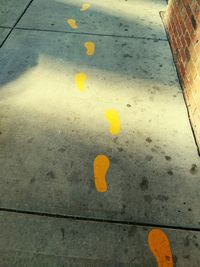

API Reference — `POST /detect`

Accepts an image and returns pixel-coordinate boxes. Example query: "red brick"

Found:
[185,16,193,34]
[176,20,183,35]
[196,11,200,23]
[191,14,198,30]
[181,34,187,48]
[185,31,191,47]
[176,35,182,48]
[181,21,186,34]
[180,5,188,20]
[165,0,200,150]
[179,60,186,78]
[180,47,187,63]
[183,0,189,9]
[173,24,178,36]
[169,23,173,35]
[186,3,193,18]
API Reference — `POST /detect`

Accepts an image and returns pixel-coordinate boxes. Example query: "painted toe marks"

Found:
[75,73,87,92]
[94,155,110,193]
[105,109,121,135]
[80,3,91,12]
[93,109,120,193]
[67,19,78,29]
[75,42,95,92]
[148,229,173,267]
[85,41,95,56]
[67,3,90,29]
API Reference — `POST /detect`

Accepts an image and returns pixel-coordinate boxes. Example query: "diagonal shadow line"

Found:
[15,0,167,39]
[0,0,172,88]
[0,27,177,88]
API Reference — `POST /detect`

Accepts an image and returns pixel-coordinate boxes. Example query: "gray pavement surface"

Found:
[0,0,31,27]
[16,0,167,39]
[0,211,200,267]
[0,29,200,228]
[0,0,200,266]
[0,27,10,46]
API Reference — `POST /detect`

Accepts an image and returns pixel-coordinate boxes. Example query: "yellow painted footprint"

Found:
[94,155,110,193]
[105,109,120,135]
[84,42,95,56]
[67,19,78,29]
[75,73,87,92]
[148,229,173,267]
[80,3,91,12]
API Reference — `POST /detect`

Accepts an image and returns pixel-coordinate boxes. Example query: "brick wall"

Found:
[163,0,200,152]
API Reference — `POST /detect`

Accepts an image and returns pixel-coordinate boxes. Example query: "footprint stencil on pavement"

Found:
[85,42,95,56]
[67,19,78,29]
[80,3,91,12]
[66,4,179,263]
[75,73,87,92]
[94,155,110,193]
[105,109,121,135]
[148,229,173,267]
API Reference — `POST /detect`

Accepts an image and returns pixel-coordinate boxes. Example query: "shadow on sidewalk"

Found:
[0,0,172,89]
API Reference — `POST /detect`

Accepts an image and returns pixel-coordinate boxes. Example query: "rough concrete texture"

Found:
[0,211,200,267]
[0,0,31,27]
[0,29,200,228]
[0,27,10,45]
[17,0,167,39]
[0,0,200,265]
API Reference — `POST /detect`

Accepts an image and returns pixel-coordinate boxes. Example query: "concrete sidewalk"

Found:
[0,0,200,266]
